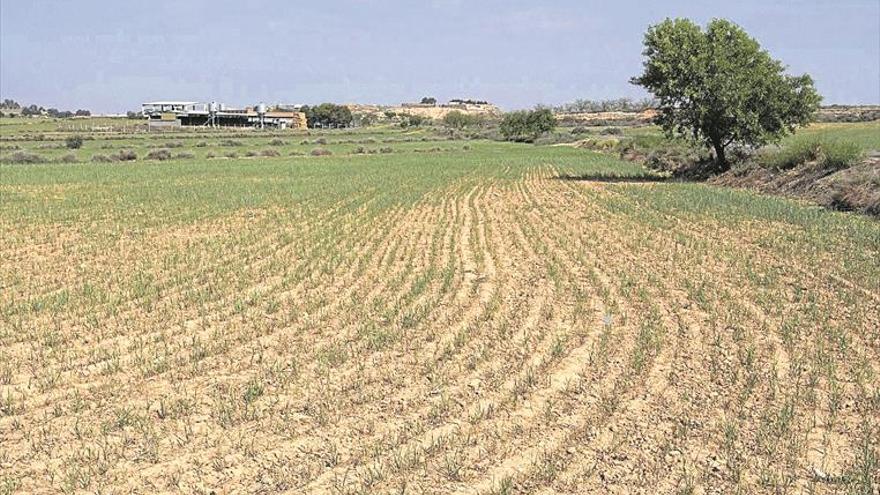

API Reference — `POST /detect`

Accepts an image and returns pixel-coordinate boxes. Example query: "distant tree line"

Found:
[552,97,658,114]
[0,99,91,117]
[449,99,489,105]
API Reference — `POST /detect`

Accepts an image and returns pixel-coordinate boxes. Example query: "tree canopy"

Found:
[631,18,821,170]
[499,108,556,142]
[301,103,353,128]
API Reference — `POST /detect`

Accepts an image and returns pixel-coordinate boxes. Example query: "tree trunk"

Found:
[712,142,729,173]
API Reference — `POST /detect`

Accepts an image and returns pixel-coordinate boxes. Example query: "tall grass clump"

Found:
[762,137,863,171]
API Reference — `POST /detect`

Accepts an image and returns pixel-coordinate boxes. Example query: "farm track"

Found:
[2,155,878,495]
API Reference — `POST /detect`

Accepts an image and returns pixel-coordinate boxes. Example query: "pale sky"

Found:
[1,0,878,112]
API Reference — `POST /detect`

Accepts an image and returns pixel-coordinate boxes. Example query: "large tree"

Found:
[631,18,821,171]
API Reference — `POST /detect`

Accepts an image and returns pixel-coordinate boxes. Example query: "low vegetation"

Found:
[441,110,485,130]
[1,151,44,164]
[145,148,173,161]
[761,137,864,171]
[64,135,83,149]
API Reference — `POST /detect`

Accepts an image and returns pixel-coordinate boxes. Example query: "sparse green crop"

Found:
[0,121,877,494]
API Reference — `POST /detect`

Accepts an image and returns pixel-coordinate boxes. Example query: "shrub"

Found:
[164,141,184,148]
[57,153,79,163]
[225,152,238,159]
[354,146,367,154]
[195,141,208,147]
[145,149,173,161]
[175,152,195,159]
[260,149,280,157]
[269,138,287,146]
[289,151,305,156]
[310,148,332,156]
[313,138,328,145]
[500,108,556,142]
[245,150,258,157]
[534,132,579,146]
[219,139,243,147]
[65,135,84,149]
[400,115,431,128]
[645,148,699,172]
[600,127,623,135]
[2,151,44,164]
[379,147,393,154]
[570,126,590,135]
[442,111,484,130]
[91,154,112,163]
[206,152,216,158]
[577,137,621,152]
[113,149,137,161]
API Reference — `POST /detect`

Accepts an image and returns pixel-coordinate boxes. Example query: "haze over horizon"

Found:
[1,0,878,113]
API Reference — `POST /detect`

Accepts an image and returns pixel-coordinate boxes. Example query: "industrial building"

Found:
[142,101,307,130]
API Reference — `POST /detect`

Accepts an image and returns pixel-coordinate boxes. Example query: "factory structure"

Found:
[141,101,307,130]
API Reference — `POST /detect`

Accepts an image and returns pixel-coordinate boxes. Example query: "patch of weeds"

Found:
[762,137,864,170]
[1,151,45,164]
[145,149,173,161]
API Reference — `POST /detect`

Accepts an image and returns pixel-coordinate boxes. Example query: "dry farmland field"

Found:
[1,123,879,494]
